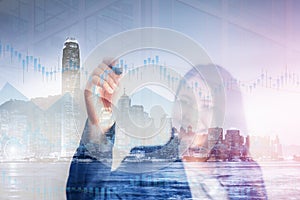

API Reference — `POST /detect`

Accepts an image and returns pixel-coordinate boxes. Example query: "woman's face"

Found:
[172,72,213,134]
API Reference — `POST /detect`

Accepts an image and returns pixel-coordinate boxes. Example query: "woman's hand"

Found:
[84,58,121,134]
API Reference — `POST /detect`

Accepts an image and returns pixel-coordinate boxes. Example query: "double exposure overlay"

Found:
[0,1,300,200]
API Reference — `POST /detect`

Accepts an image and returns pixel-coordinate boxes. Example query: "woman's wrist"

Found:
[98,107,115,131]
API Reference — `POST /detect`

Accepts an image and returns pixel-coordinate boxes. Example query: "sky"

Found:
[0,0,300,145]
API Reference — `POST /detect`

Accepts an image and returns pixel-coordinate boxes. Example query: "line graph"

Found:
[1,40,300,96]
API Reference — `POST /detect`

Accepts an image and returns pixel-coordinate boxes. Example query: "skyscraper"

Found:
[117,90,131,126]
[225,129,243,159]
[60,37,81,157]
[207,127,224,161]
[208,127,223,150]
[62,37,80,95]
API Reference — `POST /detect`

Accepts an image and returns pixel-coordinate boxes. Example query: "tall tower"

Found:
[60,37,81,157]
[62,37,80,95]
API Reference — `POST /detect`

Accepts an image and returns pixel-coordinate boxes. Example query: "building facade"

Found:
[225,129,244,159]
[208,127,223,151]
[62,37,80,95]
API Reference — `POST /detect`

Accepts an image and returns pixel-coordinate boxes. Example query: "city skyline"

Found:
[1,1,300,146]
[0,70,298,146]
